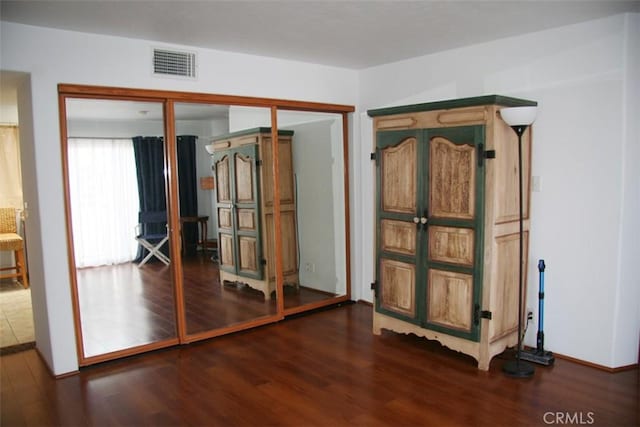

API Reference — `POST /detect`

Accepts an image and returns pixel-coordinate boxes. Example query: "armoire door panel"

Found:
[428,226,474,267]
[235,153,256,204]
[380,137,418,215]
[265,210,298,281]
[219,233,235,270]
[495,126,531,224]
[429,136,476,220]
[280,210,298,276]
[262,136,295,207]
[489,231,528,341]
[237,209,256,232]
[238,236,259,275]
[381,219,417,256]
[427,269,473,332]
[218,207,232,229]
[380,258,416,319]
[215,155,231,204]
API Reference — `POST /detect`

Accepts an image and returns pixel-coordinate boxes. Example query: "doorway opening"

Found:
[0,70,34,354]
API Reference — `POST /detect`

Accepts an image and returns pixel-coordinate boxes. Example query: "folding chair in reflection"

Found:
[135,211,170,267]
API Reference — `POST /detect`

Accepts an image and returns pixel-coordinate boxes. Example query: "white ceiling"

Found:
[2,0,638,69]
[2,1,638,121]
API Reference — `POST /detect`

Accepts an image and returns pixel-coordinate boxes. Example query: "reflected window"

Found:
[65,98,177,359]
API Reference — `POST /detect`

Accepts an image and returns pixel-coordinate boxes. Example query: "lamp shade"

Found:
[500,106,537,126]
[204,144,215,154]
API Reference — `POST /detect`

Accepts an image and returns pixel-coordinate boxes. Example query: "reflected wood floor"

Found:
[2,303,638,427]
[78,254,335,356]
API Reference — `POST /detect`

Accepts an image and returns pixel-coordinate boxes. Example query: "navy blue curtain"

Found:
[177,135,198,256]
[132,135,199,261]
[132,136,167,262]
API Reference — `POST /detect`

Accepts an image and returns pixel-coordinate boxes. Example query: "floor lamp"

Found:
[500,106,537,378]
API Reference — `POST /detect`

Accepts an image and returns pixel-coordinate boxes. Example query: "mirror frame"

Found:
[58,84,354,366]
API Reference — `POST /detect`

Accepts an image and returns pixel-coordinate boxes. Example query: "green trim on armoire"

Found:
[367,94,537,117]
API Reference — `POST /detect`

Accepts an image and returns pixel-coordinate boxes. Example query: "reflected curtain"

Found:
[177,135,198,256]
[132,135,198,259]
[132,136,167,261]
[68,138,140,267]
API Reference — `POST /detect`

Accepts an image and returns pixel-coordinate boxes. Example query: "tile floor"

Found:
[0,279,34,349]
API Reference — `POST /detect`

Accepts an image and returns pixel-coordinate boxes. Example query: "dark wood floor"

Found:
[2,303,638,426]
[78,253,337,357]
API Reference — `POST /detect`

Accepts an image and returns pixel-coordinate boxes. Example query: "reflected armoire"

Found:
[368,95,537,370]
[210,128,299,301]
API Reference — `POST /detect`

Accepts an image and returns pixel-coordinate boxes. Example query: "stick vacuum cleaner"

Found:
[520,259,555,366]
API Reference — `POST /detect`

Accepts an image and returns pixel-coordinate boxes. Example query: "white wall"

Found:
[15,72,60,372]
[0,21,357,375]
[613,13,640,368]
[356,13,640,368]
[288,119,346,294]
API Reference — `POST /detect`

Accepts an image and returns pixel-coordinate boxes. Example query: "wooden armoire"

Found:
[209,128,298,300]
[367,95,537,370]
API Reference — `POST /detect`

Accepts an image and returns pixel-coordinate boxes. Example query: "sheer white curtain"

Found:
[68,138,140,267]
[0,125,23,269]
[0,125,23,209]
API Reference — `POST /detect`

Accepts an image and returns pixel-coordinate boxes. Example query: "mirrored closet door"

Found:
[174,103,281,338]
[276,109,349,313]
[63,98,178,361]
[60,85,354,366]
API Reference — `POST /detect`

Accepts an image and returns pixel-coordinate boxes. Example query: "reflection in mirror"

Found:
[276,110,347,310]
[65,98,177,358]
[175,103,279,335]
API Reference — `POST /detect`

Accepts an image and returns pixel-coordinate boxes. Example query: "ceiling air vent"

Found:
[153,48,196,78]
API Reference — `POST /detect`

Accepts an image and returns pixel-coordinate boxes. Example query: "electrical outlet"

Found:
[527,310,534,321]
[304,262,316,273]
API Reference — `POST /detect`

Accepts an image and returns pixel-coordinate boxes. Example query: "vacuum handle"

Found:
[538,259,546,272]
[537,259,546,351]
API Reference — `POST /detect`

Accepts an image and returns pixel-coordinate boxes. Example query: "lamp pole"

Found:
[502,125,534,378]
[499,106,537,378]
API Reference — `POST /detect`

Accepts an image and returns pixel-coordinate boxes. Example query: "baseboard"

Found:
[34,347,79,379]
[524,346,638,373]
[357,299,373,307]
